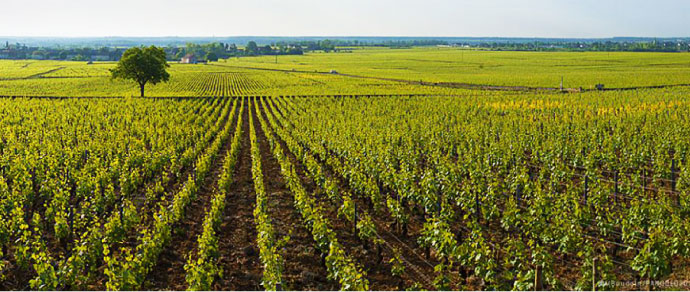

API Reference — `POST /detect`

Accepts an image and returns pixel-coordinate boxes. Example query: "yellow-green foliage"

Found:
[225,47,690,88]
[3,48,689,97]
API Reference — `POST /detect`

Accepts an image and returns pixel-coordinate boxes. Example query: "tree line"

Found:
[457,40,690,52]
[0,39,450,61]
[3,39,688,62]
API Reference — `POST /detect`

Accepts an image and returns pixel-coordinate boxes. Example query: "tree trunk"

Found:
[140,83,145,97]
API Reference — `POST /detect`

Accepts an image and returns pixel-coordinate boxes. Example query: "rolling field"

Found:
[4,48,690,97]
[0,48,690,291]
[225,48,690,89]
[0,57,476,97]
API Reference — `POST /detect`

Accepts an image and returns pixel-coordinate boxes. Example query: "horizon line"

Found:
[2,35,689,39]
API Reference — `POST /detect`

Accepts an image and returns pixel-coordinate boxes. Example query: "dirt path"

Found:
[145,100,240,290]
[215,98,263,290]
[251,100,336,291]
[0,66,65,81]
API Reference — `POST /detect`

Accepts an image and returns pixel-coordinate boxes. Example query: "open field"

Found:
[0,57,475,97]
[0,48,690,291]
[225,48,690,89]
[3,48,690,97]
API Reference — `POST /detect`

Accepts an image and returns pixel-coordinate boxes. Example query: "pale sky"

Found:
[1,0,688,38]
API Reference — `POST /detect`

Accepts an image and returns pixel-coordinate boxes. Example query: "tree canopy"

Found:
[110,46,170,97]
[245,41,258,55]
[205,52,218,62]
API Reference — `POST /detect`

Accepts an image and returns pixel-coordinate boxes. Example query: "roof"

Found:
[182,54,195,58]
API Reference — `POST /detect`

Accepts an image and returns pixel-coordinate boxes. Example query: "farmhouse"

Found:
[180,54,197,64]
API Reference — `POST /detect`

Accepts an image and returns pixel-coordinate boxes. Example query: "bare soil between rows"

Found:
[215,99,263,290]
[145,101,240,290]
[259,98,439,290]
[251,100,336,291]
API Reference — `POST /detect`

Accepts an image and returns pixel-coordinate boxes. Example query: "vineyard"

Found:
[0,48,690,291]
[224,48,690,89]
[0,59,478,97]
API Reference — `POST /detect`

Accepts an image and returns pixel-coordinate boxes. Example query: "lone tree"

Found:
[111,46,170,97]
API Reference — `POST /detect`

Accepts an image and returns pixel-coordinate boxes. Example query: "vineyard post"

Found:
[377,244,383,264]
[437,190,442,216]
[397,193,401,234]
[583,175,589,205]
[353,201,357,235]
[671,158,678,206]
[119,202,124,223]
[592,257,597,291]
[69,205,74,240]
[613,171,618,205]
[425,245,431,260]
[474,191,481,224]
[401,195,408,236]
[642,170,648,200]
[534,265,543,291]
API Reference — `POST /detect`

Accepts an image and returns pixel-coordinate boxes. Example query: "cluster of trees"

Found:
[169,42,228,61]
[164,38,434,61]
[584,40,690,52]
[162,41,304,61]
[233,41,304,56]
[457,40,690,52]
[0,42,125,60]
[273,39,449,51]
[0,38,456,62]
[0,41,307,62]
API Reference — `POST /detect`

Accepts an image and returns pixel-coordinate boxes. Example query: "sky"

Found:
[1,0,689,38]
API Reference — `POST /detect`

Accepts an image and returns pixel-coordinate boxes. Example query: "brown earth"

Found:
[145,99,240,290]
[259,97,439,290]
[215,98,263,290]
[251,99,337,291]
